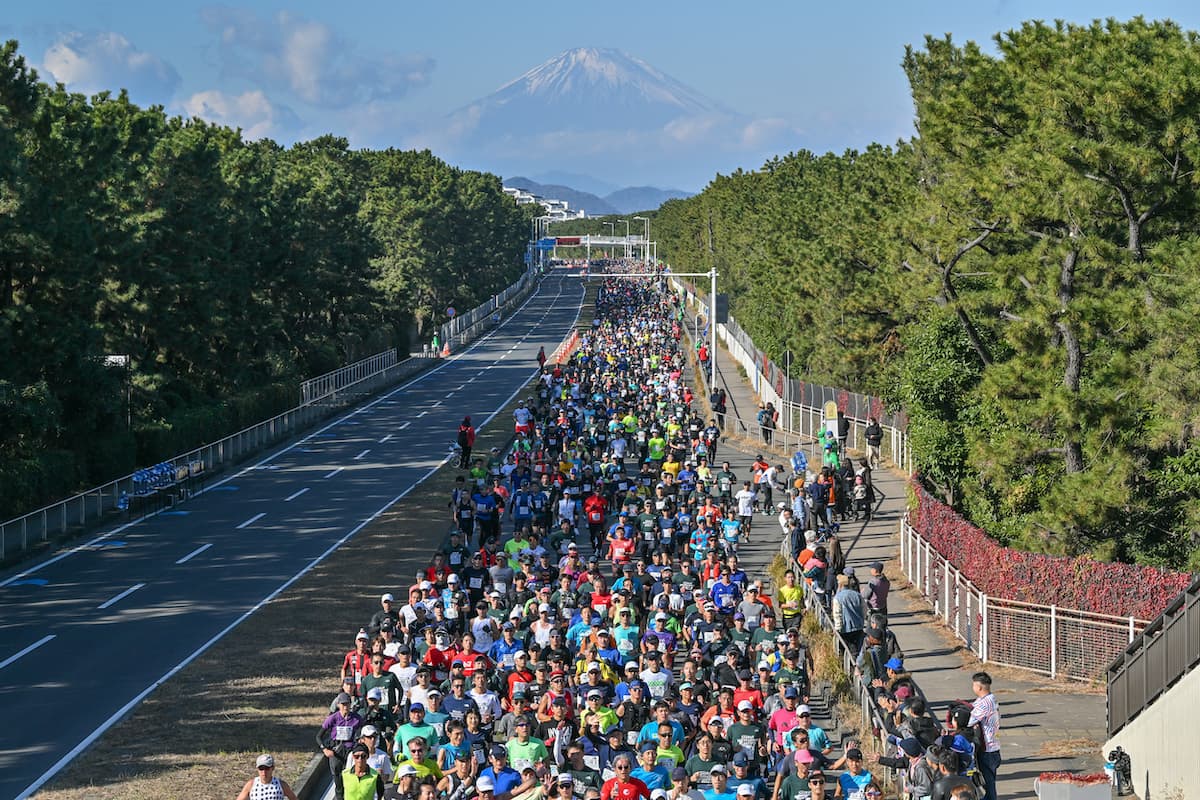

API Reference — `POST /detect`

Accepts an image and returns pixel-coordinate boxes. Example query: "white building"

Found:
[502,186,588,220]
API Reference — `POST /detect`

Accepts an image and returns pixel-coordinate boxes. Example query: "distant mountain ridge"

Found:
[505,176,691,216]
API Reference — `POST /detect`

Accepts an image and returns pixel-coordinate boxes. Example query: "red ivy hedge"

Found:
[910,480,1192,620]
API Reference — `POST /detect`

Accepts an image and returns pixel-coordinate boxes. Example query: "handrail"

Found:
[1107,573,1200,735]
[300,349,398,405]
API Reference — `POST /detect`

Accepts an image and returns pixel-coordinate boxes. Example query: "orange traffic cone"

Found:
[441,342,451,357]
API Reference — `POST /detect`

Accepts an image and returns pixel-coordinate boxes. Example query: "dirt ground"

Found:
[37,377,541,800]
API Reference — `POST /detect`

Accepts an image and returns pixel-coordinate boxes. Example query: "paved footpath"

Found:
[705,334,1109,799]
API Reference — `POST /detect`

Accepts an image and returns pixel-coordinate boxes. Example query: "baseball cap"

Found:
[709,764,727,774]
[736,699,754,711]
[784,687,799,699]
[899,737,923,757]
[588,689,603,699]
[361,725,379,737]
[671,767,688,781]
[557,775,574,786]
[366,687,384,701]
[447,574,460,583]
[587,661,602,672]
[846,747,864,760]
[356,630,369,641]
[409,703,425,713]
[731,752,749,767]
[733,613,745,621]
[736,785,754,796]
[381,593,394,602]
[256,754,274,768]
[476,776,495,791]
[885,657,904,670]
[351,743,370,756]
[796,703,812,715]
[795,748,815,764]
[490,744,508,758]
[336,692,352,705]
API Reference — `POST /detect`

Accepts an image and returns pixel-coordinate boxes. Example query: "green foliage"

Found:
[0,40,529,521]
[657,17,1200,569]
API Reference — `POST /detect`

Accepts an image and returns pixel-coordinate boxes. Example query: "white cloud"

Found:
[183,89,297,139]
[42,31,180,102]
[199,6,434,108]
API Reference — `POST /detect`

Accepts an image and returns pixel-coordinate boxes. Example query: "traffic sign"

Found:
[446,306,456,318]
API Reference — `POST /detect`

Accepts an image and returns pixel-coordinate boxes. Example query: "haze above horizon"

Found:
[5,1,1198,191]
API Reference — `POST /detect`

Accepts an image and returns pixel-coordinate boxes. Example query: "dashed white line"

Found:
[0,635,56,671]
[354,449,370,460]
[431,400,443,407]
[175,543,213,564]
[397,422,411,430]
[323,467,344,480]
[98,583,145,610]
[285,488,310,502]
[417,411,428,418]
[467,377,477,383]
[236,512,266,529]
[454,384,466,390]
[380,434,392,444]
[445,392,455,399]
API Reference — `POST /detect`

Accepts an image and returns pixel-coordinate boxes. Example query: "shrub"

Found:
[910,478,1192,620]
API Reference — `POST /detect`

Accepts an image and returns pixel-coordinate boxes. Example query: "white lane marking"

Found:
[397,422,411,430]
[0,278,559,590]
[467,377,477,383]
[175,543,213,564]
[417,411,427,418]
[0,635,56,671]
[444,393,455,399]
[353,449,370,460]
[285,488,310,502]
[431,400,443,407]
[236,512,266,529]
[97,583,145,610]
[454,384,466,390]
[323,467,344,480]
[10,277,584,800]
[380,434,392,444]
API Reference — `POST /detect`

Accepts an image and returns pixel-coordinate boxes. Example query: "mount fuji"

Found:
[433,47,794,190]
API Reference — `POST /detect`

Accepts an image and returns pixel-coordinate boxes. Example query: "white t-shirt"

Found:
[735,489,756,516]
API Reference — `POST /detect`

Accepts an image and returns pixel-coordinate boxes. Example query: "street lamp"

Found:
[617,219,630,258]
[633,216,649,264]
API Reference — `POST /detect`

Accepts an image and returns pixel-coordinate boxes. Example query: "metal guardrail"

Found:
[0,353,436,561]
[300,350,398,405]
[1108,574,1200,735]
[435,271,534,354]
[901,517,1149,682]
[0,267,540,562]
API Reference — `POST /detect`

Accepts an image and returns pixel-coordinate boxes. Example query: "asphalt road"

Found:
[0,271,584,800]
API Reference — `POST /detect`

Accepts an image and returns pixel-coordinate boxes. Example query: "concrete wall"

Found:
[1106,664,1200,798]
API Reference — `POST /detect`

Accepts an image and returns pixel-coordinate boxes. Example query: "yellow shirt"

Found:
[778,584,804,616]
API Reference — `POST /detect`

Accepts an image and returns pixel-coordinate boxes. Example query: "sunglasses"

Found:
[257,766,272,771]
[615,764,631,771]
[353,754,367,759]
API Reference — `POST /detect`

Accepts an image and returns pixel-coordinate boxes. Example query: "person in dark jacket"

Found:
[457,417,476,468]
[876,737,936,800]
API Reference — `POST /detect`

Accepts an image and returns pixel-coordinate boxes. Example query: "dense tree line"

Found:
[0,41,534,521]
[656,18,1200,569]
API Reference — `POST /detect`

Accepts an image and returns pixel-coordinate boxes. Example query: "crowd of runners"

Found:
[241,270,998,800]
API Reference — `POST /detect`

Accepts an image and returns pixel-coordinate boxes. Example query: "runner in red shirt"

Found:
[601,754,650,800]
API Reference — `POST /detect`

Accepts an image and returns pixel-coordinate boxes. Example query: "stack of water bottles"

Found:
[117,462,179,511]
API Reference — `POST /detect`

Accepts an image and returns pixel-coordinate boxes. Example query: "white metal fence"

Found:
[900,517,1148,680]
[300,350,399,405]
[0,268,538,562]
[435,271,535,354]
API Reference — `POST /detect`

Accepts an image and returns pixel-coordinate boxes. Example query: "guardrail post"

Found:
[1129,616,1135,643]
[965,591,973,650]
[981,594,989,662]
[1050,605,1058,678]
[944,560,951,623]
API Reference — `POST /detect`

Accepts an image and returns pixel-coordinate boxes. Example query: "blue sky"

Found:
[4,1,1198,190]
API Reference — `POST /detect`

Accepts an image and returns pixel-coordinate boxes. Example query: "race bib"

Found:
[450,553,462,565]
[584,755,600,771]
[627,731,638,745]
[334,725,354,741]
[470,578,483,589]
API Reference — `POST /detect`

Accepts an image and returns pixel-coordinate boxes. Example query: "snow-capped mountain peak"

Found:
[491,47,721,114]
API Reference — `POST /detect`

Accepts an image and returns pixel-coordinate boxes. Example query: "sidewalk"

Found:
[707,335,1109,798]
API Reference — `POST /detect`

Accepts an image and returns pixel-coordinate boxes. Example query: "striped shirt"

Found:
[969,692,1001,752]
